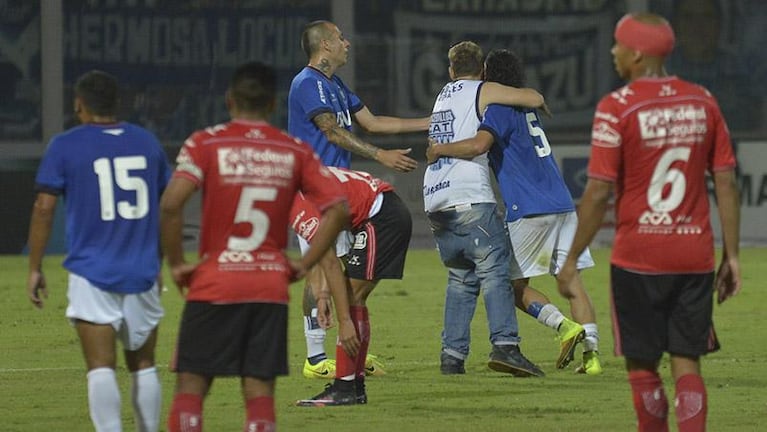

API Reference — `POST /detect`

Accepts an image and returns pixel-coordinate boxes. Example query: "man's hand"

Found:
[376,148,418,172]
[425,138,440,164]
[288,258,308,282]
[555,260,578,300]
[316,297,335,329]
[27,270,48,309]
[170,262,197,296]
[715,256,742,304]
[539,102,553,118]
[337,317,360,358]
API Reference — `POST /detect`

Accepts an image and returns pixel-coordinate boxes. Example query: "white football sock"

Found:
[87,367,122,432]
[582,323,600,352]
[304,310,327,359]
[538,303,565,330]
[131,367,161,432]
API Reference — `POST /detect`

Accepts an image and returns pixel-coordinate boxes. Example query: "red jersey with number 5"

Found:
[588,76,736,274]
[290,167,393,241]
[173,119,345,303]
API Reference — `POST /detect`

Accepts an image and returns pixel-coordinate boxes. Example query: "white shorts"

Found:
[65,273,164,351]
[507,212,595,279]
[297,230,353,257]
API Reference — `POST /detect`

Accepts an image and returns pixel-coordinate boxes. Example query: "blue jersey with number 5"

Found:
[481,104,574,222]
[35,122,171,293]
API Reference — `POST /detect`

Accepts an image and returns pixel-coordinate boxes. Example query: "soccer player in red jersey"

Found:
[290,166,412,406]
[557,13,741,432]
[160,62,357,431]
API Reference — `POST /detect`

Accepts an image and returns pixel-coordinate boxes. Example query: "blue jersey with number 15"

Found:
[481,104,574,222]
[35,122,171,293]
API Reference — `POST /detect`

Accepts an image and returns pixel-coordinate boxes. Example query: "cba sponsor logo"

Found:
[218,250,254,263]
[638,210,673,226]
[353,232,368,249]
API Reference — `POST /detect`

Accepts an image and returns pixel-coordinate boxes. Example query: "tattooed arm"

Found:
[313,112,418,172]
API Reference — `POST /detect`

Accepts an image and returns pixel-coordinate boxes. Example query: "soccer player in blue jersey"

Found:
[26,70,171,431]
[426,49,603,375]
[288,20,430,171]
[289,20,430,379]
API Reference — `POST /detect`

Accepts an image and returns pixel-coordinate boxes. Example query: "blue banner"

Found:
[0,1,41,140]
[62,2,330,140]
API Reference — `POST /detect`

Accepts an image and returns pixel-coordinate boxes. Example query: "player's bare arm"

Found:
[159,177,198,293]
[556,178,612,292]
[306,264,334,328]
[314,112,418,172]
[298,201,350,272]
[353,106,430,134]
[316,247,360,357]
[26,192,57,308]
[713,169,742,303]
[479,82,546,112]
[426,130,494,164]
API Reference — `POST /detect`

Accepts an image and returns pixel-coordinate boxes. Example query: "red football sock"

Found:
[352,305,370,379]
[675,374,707,432]
[335,306,357,380]
[168,393,203,432]
[244,396,275,432]
[628,370,669,432]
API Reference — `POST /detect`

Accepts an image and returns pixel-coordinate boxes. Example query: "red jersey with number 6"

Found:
[290,167,393,242]
[588,76,736,274]
[173,119,345,303]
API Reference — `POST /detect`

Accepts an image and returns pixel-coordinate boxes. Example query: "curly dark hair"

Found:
[484,49,525,88]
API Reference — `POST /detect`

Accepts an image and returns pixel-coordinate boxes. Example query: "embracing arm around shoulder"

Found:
[479,82,545,112]
[425,130,494,164]
[353,106,430,134]
[712,168,742,303]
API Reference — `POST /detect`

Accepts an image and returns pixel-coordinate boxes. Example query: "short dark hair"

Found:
[301,20,331,59]
[484,49,526,88]
[448,41,484,77]
[74,70,119,116]
[228,62,277,114]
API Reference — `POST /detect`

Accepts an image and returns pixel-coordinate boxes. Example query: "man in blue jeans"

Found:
[425,41,545,376]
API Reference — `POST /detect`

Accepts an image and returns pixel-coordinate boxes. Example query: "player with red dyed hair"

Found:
[557,12,741,432]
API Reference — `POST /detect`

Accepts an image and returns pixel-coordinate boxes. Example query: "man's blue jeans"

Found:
[428,203,520,360]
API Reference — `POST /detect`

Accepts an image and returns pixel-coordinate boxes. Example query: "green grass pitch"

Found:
[0,248,764,431]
